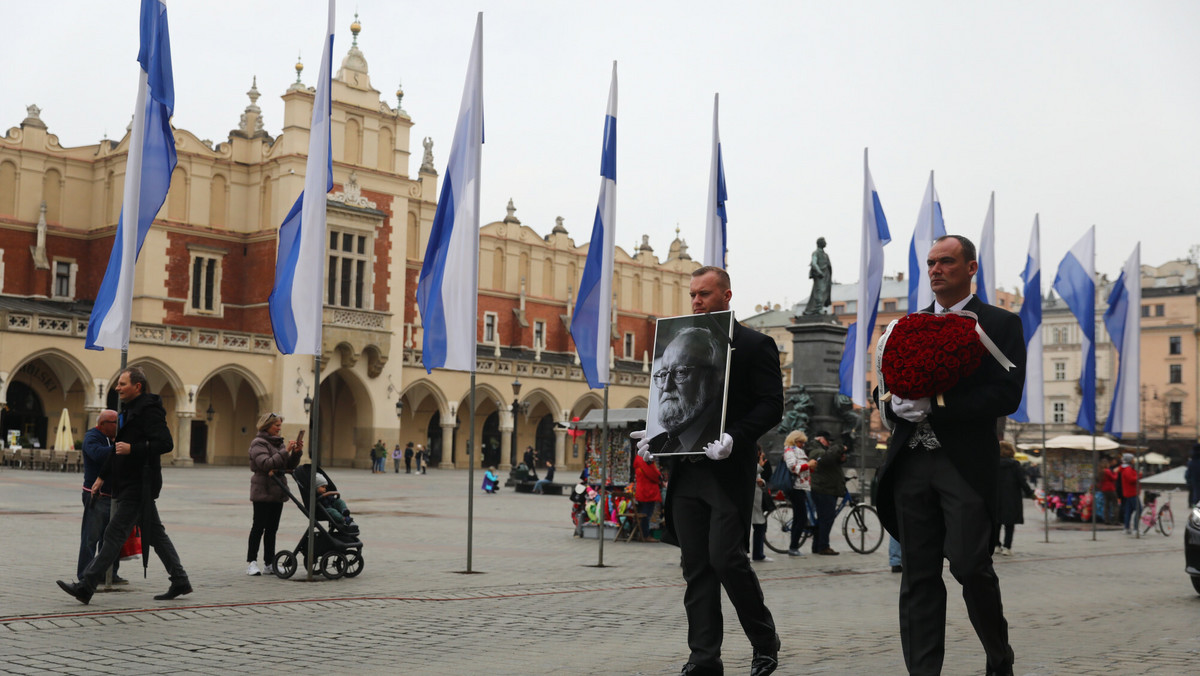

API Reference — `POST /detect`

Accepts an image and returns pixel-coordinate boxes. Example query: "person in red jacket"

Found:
[1116,453,1141,534]
[633,452,663,540]
[1097,455,1120,525]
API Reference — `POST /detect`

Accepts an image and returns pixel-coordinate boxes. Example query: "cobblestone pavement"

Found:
[1,464,1197,675]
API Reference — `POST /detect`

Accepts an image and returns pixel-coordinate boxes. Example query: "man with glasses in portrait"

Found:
[652,326,725,456]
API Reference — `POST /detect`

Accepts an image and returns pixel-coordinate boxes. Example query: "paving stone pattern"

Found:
[1,465,1196,675]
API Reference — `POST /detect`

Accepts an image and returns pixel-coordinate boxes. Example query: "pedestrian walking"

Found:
[415,443,425,474]
[393,443,403,474]
[246,412,302,576]
[781,430,815,557]
[1098,455,1120,524]
[632,452,662,539]
[632,266,784,676]
[806,431,844,556]
[1116,453,1141,534]
[404,442,414,474]
[875,235,1025,676]
[77,409,126,585]
[751,448,774,563]
[57,366,192,604]
[996,441,1030,556]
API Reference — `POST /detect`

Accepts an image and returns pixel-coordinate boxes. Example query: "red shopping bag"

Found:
[119,526,142,561]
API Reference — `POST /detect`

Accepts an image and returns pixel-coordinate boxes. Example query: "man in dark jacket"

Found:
[806,431,846,555]
[78,409,125,583]
[876,235,1025,676]
[57,366,191,604]
[634,266,784,676]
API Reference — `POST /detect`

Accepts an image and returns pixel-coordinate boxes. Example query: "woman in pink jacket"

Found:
[246,412,302,576]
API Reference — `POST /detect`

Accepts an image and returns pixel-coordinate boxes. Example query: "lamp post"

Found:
[510,377,530,468]
[205,403,215,422]
[395,398,404,450]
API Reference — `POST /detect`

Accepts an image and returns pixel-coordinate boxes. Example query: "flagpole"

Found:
[306,354,320,581]
[597,384,609,566]
[467,372,478,572]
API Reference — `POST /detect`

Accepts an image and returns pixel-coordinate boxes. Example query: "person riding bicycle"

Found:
[806,430,845,556]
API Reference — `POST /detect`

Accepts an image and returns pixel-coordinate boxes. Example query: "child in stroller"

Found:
[314,472,357,530]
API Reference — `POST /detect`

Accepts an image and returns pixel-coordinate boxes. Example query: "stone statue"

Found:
[776,385,813,436]
[802,237,832,315]
[420,137,436,173]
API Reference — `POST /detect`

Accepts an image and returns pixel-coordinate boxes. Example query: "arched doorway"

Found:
[0,381,46,448]
[195,367,268,465]
[534,414,556,467]
[426,412,443,466]
[481,411,501,467]
[317,369,372,467]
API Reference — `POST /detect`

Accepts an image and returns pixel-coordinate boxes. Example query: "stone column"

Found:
[440,421,456,469]
[173,412,195,467]
[83,406,103,431]
[554,427,567,469]
[499,410,513,471]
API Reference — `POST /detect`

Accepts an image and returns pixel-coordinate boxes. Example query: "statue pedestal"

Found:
[788,316,848,437]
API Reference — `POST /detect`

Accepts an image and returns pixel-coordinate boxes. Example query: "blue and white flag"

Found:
[268,0,335,355]
[976,192,996,305]
[703,93,727,269]
[1053,226,1097,432]
[1011,216,1043,424]
[1104,243,1141,437]
[86,0,175,351]
[907,171,946,313]
[416,13,484,373]
[838,148,891,405]
[571,62,618,390]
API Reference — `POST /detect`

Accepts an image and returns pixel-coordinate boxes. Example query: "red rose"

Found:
[880,313,986,399]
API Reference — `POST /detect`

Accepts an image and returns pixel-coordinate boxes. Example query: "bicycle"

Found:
[763,476,883,554]
[1135,490,1173,536]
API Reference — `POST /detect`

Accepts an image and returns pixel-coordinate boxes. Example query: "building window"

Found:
[187,249,223,314]
[483,312,497,343]
[1170,401,1183,426]
[52,259,76,300]
[1156,304,1165,317]
[1054,362,1066,381]
[1170,336,1182,355]
[1053,402,1065,424]
[832,304,844,314]
[883,301,896,312]
[1141,305,1150,318]
[533,320,545,349]
[327,230,370,309]
[1170,364,1183,384]
[624,332,635,359]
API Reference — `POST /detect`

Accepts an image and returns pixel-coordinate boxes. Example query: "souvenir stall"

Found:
[1041,435,1122,521]
[568,409,645,539]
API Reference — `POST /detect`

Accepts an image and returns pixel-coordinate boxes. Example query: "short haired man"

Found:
[78,409,125,584]
[57,366,192,604]
[634,266,785,676]
[875,235,1026,675]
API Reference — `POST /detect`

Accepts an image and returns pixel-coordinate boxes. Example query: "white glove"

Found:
[703,433,734,461]
[631,429,655,461]
[892,395,932,423]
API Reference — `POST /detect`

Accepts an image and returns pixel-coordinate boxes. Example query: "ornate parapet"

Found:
[321,307,392,378]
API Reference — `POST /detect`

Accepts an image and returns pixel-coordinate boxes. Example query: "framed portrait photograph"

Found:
[645,310,734,455]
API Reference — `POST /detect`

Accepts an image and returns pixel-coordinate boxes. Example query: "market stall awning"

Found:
[570,408,647,429]
[1142,451,1171,465]
[1044,434,1121,451]
[1141,466,1187,489]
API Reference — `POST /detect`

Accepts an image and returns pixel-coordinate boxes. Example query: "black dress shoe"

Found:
[56,580,93,605]
[153,581,193,600]
[679,663,722,676]
[750,646,779,676]
[891,565,903,573]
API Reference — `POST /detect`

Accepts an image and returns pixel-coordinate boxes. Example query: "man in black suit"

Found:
[875,235,1026,676]
[57,366,192,604]
[634,266,784,676]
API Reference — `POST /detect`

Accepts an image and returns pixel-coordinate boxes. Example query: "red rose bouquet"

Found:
[879,313,986,400]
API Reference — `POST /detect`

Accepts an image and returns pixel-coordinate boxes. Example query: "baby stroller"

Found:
[270,464,364,580]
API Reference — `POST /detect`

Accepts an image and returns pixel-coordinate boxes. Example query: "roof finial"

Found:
[294,53,303,84]
[351,11,361,46]
[395,80,405,114]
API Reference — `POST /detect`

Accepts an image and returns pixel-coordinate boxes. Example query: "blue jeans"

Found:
[811,492,838,552]
[79,492,119,580]
[889,535,902,567]
[1121,496,1141,531]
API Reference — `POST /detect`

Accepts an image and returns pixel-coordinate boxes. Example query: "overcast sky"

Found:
[7,1,1199,318]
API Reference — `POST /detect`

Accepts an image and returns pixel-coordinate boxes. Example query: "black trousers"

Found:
[892,446,1011,675]
[672,467,776,671]
[247,500,284,563]
[81,495,187,591]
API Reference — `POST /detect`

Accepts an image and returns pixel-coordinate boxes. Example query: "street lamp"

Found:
[205,403,215,422]
[395,398,404,448]
[303,394,313,416]
[510,377,530,467]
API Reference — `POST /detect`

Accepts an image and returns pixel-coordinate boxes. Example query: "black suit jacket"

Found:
[875,297,1026,535]
[661,320,784,545]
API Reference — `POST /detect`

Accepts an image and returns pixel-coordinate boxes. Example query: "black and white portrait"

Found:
[645,311,734,454]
